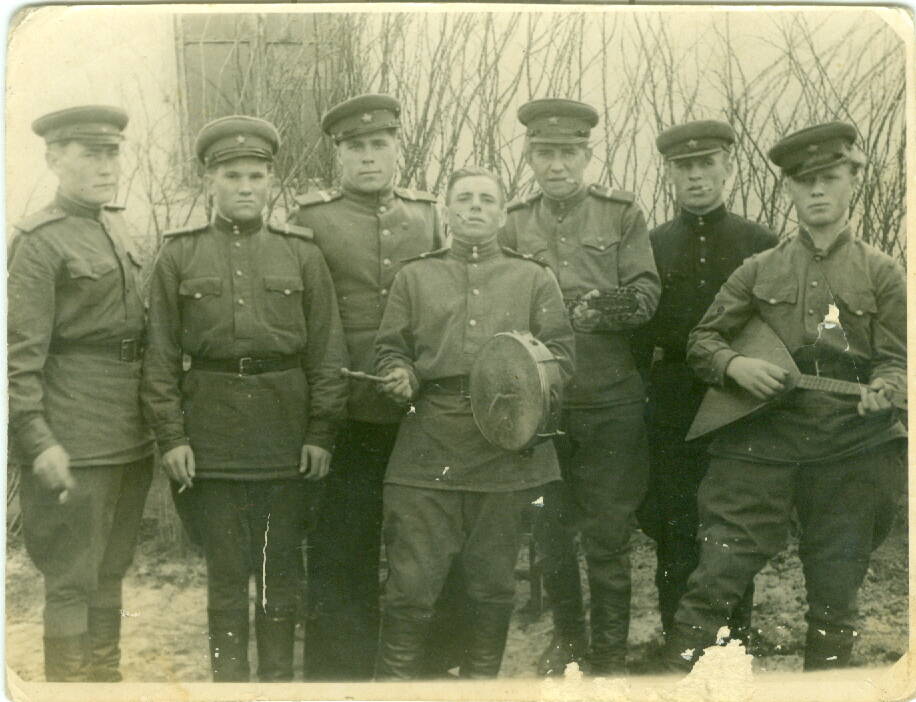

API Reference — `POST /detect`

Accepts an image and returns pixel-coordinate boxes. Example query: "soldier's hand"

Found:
[571,290,602,333]
[380,367,415,403]
[32,444,75,504]
[858,377,893,416]
[300,444,331,481]
[725,356,789,401]
[162,445,196,490]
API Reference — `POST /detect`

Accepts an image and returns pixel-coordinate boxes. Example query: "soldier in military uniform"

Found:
[288,94,451,680]
[632,120,777,645]
[500,99,660,675]
[141,116,348,682]
[9,105,153,681]
[374,166,575,679]
[665,122,906,671]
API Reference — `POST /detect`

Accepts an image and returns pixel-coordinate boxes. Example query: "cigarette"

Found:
[178,484,188,494]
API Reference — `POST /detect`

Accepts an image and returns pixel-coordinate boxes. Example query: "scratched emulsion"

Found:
[261,512,270,611]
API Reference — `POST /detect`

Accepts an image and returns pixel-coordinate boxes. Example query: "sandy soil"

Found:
[6,503,906,683]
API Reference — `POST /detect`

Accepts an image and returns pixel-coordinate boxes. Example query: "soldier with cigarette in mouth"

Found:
[500,98,660,675]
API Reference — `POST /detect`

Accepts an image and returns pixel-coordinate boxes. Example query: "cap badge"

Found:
[808,144,819,153]
[361,113,373,123]
[548,116,559,125]
[687,139,698,148]
[236,135,246,144]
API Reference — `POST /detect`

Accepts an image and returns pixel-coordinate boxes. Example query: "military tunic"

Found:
[8,192,154,638]
[632,204,777,635]
[376,237,574,491]
[669,227,906,663]
[500,183,659,666]
[141,214,348,478]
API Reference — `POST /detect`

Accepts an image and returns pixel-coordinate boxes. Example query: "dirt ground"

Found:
[6,493,907,683]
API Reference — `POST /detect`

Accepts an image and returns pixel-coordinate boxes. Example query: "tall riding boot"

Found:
[44,633,89,682]
[255,607,296,682]
[420,566,467,678]
[87,607,123,682]
[726,583,756,650]
[803,624,855,671]
[586,554,631,675]
[459,603,514,678]
[537,557,588,675]
[375,611,432,680]
[208,609,250,682]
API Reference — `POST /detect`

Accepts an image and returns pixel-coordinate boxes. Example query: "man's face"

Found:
[446,175,506,242]
[47,141,121,207]
[337,130,398,193]
[784,163,857,230]
[526,143,591,199]
[665,151,732,213]
[205,157,271,222]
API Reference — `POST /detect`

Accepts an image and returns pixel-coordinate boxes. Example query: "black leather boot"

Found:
[87,607,123,682]
[420,566,467,678]
[459,603,514,678]
[586,554,630,675]
[803,625,855,671]
[375,612,432,680]
[208,609,250,682]
[537,558,587,676]
[44,633,89,682]
[255,607,296,682]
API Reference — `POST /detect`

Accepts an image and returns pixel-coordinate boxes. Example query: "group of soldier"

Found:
[8,89,906,684]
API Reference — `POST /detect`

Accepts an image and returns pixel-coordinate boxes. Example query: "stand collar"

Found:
[678,203,727,229]
[55,190,103,220]
[449,235,501,261]
[213,211,263,236]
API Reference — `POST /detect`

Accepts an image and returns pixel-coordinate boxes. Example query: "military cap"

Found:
[656,120,734,161]
[322,94,400,143]
[32,105,128,145]
[517,98,599,144]
[768,122,861,178]
[194,115,280,167]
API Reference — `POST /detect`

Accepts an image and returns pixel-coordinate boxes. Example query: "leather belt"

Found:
[420,375,471,396]
[189,355,301,376]
[49,338,144,362]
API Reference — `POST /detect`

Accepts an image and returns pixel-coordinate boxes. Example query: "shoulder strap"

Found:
[14,205,67,233]
[394,186,438,204]
[294,189,343,207]
[506,191,541,213]
[403,246,450,263]
[163,222,210,239]
[588,183,635,204]
[268,221,314,241]
[102,203,126,212]
[500,246,549,267]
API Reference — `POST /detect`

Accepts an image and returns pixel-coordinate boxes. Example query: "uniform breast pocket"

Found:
[263,275,305,330]
[578,238,621,288]
[63,257,119,302]
[179,277,223,322]
[835,289,877,347]
[752,277,798,330]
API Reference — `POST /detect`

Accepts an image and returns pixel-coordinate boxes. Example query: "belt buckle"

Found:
[120,338,138,362]
[238,357,253,375]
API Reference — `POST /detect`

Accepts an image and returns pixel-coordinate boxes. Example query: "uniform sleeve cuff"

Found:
[304,421,337,453]
[18,417,58,464]
[158,436,190,455]
[715,350,742,386]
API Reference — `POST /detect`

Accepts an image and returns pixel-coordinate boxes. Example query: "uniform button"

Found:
[814,255,823,262]
[472,263,479,269]
[469,319,477,326]
[237,298,245,306]
[699,257,706,264]
[769,298,778,304]
[561,260,569,267]
[235,269,243,276]
[283,289,292,295]
[193,292,202,299]
[558,216,564,222]
[382,229,391,237]
[381,288,388,296]
[855,310,864,316]
[383,258,392,266]
[699,236,706,242]
[810,281,819,287]
[698,279,706,286]
[234,241,241,248]
[472,288,480,295]
[378,206,387,214]
[232,225,240,234]
[560,236,567,243]
[808,309,815,315]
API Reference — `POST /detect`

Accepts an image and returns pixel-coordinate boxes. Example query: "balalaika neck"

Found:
[796,373,863,397]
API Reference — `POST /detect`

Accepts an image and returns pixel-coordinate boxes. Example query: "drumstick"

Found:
[340,367,388,383]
